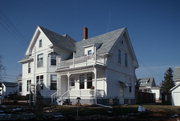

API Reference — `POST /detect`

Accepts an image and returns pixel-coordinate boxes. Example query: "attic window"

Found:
[84,45,94,56]
[121,40,124,45]
[39,39,42,48]
[88,50,93,55]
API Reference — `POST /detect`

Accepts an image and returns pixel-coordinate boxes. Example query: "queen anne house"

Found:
[19,26,139,105]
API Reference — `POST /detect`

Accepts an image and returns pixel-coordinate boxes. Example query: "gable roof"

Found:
[39,26,76,52]
[75,27,139,68]
[22,26,138,68]
[170,83,180,92]
[174,67,180,81]
[75,28,125,57]
[25,26,76,56]
[138,77,156,87]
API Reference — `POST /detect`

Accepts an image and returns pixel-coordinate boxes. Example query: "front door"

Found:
[60,76,68,95]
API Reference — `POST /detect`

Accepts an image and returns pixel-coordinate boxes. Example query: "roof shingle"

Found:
[75,28,125,57]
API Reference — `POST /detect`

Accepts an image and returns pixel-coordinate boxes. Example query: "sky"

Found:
[0,0,180,85]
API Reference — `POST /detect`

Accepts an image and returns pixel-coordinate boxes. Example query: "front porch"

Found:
[52,65,107,105]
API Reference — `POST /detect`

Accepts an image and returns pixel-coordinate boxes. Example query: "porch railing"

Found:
[57,55,106,69]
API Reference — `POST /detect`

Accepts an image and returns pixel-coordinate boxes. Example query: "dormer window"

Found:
[84,45,94,56]
[88,50,93,55]
[39,39,42,48]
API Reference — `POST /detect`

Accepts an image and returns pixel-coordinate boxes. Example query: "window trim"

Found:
[50,74,57,90]
[50,54,56,66]
[39,39,42,48]
[70,78,75,87]
[27,80,31,92]
[37,53,43,67]
[118,50,121,64]
[79,74,85,89]
[28,62,31,73]
[87,50,93,55]
[125,53,128,67]
[36,75,44,90]
[87,73,93,89]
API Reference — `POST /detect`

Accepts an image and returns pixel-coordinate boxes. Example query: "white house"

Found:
[138,77,161,101]
[170,67,180,106]
[17,74,22,95]
[0,82,18,99]
[19,26,139,105]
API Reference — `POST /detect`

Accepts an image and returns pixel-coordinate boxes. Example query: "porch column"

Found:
[94,67,97,104]
[57,75,61,96]
[73,52,75,68]
[94,46,97,64]
[67,72,70,91]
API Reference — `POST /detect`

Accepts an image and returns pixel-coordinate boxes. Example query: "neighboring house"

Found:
[0,82,18,98]
[170,67,180,106]
[138,77,161,101]
[151,87,161,101]
[19,26,139,105]
[138,77,156,92]
[17,74,22,95]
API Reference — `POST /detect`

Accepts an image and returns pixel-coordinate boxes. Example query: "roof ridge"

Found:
[39,26,64,38]
[77,27,126,42]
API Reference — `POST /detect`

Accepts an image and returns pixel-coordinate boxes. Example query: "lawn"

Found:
[1,104,180,120]
[44,105,180,120]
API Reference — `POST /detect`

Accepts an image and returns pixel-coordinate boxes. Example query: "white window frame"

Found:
[50,74,57,90]
[37,53,43,67]
[39,39,42,48]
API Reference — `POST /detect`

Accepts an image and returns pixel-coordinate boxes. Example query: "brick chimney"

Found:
[83,27,88,40]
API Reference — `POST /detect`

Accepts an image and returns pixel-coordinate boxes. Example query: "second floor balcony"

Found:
[57,54,107,70]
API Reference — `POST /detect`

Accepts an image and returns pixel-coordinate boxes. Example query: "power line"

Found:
[0,10,27,47]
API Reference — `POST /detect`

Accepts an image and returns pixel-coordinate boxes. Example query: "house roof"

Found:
[174,67,180,81]
[138,77,156,87]
[75,28,125,57]
[0,82,18,87]
[39,26,76,52]
[21,26,138,68]
[170,83,180,92]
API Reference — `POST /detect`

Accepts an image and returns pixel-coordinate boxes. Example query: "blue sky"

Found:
[0,0,179,85]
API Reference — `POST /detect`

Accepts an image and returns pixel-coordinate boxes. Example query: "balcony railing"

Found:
[57,55,106,69]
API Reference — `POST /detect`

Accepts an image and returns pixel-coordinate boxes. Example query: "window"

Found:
[125,53,128,67]
[129,86,132,93]
[36,76,39,84]
[70,79,75,87]
[79,74,85,89]
[27,80,31,92]
[40,75,43,89]
[87,73,93,89]
[51,54,56,65]
[39,39,42,47]
[28,62,31,73]
[36,75,43,89]
[19,83,22,92]
[37,54,43,67]
[87,50,93,55]
[118,50,121,64]
[50,75,57,90]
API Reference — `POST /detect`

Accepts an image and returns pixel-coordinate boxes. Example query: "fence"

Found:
[161,93,171,105]
[136,92,155,104]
